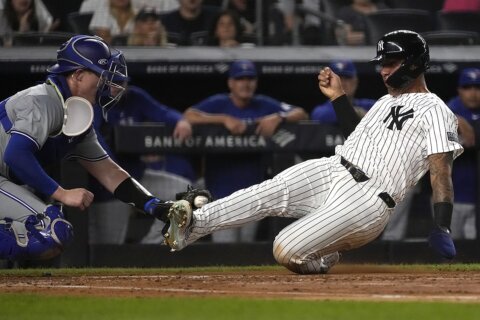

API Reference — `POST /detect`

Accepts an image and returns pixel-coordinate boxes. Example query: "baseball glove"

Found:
[175,186,213,209]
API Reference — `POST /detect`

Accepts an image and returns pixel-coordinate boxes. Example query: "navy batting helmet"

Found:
[371,30,429,89]
[47,35,128,113]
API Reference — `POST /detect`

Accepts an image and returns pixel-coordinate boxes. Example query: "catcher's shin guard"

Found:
[0,205,73,261]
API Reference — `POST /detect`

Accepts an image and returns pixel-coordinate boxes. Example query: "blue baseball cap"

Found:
[228,60,257,79]
[459,68,480,87]
[329,59,357,78]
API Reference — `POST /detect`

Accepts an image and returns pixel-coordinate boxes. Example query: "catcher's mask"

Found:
[370,30,430,89]
[62,96,93,137]
[47,35,128,118]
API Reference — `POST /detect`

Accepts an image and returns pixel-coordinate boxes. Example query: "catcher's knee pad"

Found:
[0,205,73,261]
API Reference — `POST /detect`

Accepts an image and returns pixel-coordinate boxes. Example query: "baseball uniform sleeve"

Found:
[192,94,228,113]
[4,133,59,196]
[423,100,464,159]
[8,94,62,149]
[65,128,109,161]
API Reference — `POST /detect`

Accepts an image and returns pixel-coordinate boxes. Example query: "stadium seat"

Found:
[12,32,75,46]
[421,30,480,46]
[67,12,94,35]
[437,11,480,34]
[364,9,435,45]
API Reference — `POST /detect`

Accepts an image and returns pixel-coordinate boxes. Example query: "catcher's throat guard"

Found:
[62,96,94,136]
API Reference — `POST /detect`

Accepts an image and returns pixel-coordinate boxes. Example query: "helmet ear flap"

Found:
[386,53,427,88]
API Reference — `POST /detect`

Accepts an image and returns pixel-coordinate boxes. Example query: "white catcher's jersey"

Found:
[336,92,464,204]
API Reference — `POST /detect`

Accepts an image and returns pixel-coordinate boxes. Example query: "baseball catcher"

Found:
[0,34,211,262]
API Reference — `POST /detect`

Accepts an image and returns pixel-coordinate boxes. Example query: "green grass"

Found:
[0,294,479,320]
[2,265,480,320]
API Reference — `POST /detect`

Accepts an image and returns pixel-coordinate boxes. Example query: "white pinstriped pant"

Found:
[188,154,393,274]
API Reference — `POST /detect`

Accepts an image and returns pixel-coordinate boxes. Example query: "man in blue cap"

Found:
[182,59,308,243]
[446,67,480,239]
[311,59,376,123]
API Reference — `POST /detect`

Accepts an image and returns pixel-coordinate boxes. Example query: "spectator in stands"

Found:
[446,67,480,239]
[160,0,218,46]
[224,0,255,36]
[80,0,106,13]
[310,59,415,240]
[276,0,323,45]
[127,6,168,46]
[206,9,245,47]
[90,83,196,244]
[336,0,389,46]
[0,0,58,46]
[89,0,136,44]
[183,59,308,243]
[135,0,178,12]
[443,0,480,12]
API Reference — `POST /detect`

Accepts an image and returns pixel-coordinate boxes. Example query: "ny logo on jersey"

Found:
[383,105,414,130]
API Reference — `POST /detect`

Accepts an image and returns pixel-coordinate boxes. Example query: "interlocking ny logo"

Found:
[383,105,414,130]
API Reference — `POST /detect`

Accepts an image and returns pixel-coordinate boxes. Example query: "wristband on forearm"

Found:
[113,177,154,211]
[331,94,361,138]
[433,202,453,232]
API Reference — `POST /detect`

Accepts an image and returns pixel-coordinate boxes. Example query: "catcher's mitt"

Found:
[175,186,213,209]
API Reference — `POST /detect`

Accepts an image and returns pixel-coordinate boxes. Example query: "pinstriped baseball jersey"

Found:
[179,91,464,274]
[336,92,464,203]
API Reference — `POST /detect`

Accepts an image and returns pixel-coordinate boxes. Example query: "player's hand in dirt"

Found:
[428,226,456,260]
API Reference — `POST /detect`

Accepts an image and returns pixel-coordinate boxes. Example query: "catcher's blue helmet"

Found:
[371,30,429,89]
[48,35,114,75]
[47,35,128,114]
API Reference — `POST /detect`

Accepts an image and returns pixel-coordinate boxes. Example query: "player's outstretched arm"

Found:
[427,151,456,260]
[79,158,171,221]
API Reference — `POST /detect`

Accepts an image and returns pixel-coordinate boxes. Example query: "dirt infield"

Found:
[1,265,480,302]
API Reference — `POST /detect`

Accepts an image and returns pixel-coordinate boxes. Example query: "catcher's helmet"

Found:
[47,35,128,113]
[371,30,429,89]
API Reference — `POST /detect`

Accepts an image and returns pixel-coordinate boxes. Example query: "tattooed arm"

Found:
[427,151,456,259]
[428,151,454,205]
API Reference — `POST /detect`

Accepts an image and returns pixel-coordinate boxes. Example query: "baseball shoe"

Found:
[163,200,192,252]
[319,251,340,274]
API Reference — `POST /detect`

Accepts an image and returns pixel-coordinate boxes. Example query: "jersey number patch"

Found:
[383,105,414,130]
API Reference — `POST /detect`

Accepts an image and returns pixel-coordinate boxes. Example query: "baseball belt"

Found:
[340,157,396,209]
